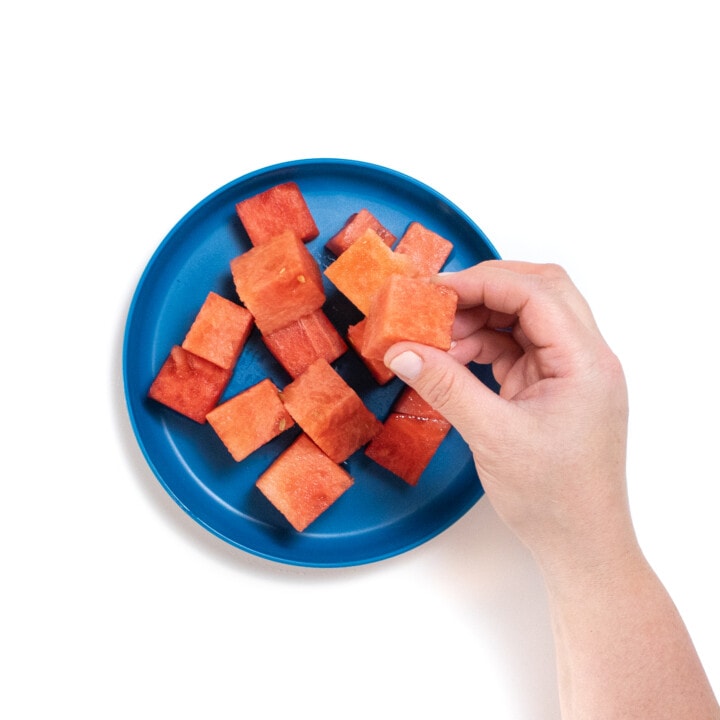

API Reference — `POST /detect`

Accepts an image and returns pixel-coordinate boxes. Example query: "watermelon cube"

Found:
[392,386,446,421]
[365,412,451,486]
[147,345,232,423]
[280,358,381,463]
[206,378,294,462]
[256,433,354,532]
[324,228,418,315]
[181,291,254,370]
[235,181,319,246]
[346,319,395,385]
[361,274,458,361]
[262,308,347,378]
[394,221,453,276]
[230,231,325,336]
[325,208,396,256]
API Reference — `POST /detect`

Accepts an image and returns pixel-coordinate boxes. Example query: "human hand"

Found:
[384,260,636,575]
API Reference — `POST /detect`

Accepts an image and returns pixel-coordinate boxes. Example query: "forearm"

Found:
[541,543,719,719]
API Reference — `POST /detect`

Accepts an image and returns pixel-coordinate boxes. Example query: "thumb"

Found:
[384,342,506,446]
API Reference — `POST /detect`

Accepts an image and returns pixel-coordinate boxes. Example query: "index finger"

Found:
[433,261,599,350]
[435,260,565,307]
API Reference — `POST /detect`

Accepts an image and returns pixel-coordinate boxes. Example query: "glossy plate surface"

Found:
[123,159,500,567]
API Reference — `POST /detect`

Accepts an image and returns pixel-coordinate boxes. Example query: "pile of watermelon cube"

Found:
[148,181,459,532]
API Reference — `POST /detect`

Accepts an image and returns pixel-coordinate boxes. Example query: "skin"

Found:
[384,260,719,720]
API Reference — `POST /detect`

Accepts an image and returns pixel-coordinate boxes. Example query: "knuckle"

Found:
[542,262,567,278]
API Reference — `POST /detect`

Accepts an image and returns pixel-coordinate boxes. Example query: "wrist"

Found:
[533,519,646,600]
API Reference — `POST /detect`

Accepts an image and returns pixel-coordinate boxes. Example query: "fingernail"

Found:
[388,350,423,380]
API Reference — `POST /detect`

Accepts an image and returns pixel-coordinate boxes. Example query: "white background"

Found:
[2,2,718,718]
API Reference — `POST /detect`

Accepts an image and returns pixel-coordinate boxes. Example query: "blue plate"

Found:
[123,158,500,567]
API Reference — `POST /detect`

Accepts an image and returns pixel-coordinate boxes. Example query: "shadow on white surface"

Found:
[421,498,561,718]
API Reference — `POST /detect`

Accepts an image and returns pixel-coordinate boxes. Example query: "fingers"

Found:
[448,327,521,386]
[452,304,517,336]
[435,261,599,353]
[437,260,572,308]
[381,261,610,473]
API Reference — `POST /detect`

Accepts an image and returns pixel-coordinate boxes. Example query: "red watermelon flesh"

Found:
[206,378,294,462]
[280,358,381,463]
[365,412,451,486]
[362,274,458,361]
[262,308,347,378]
[181,291,254,370]
[394,221,453,276]
[325,208,396,256]
[324,228,418,315]
[148,345,232,424]
[230,231,325,336]
[346,318,395,385]
[235,181,319,246]
[392,386,446,421]
[256,433,354,532]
